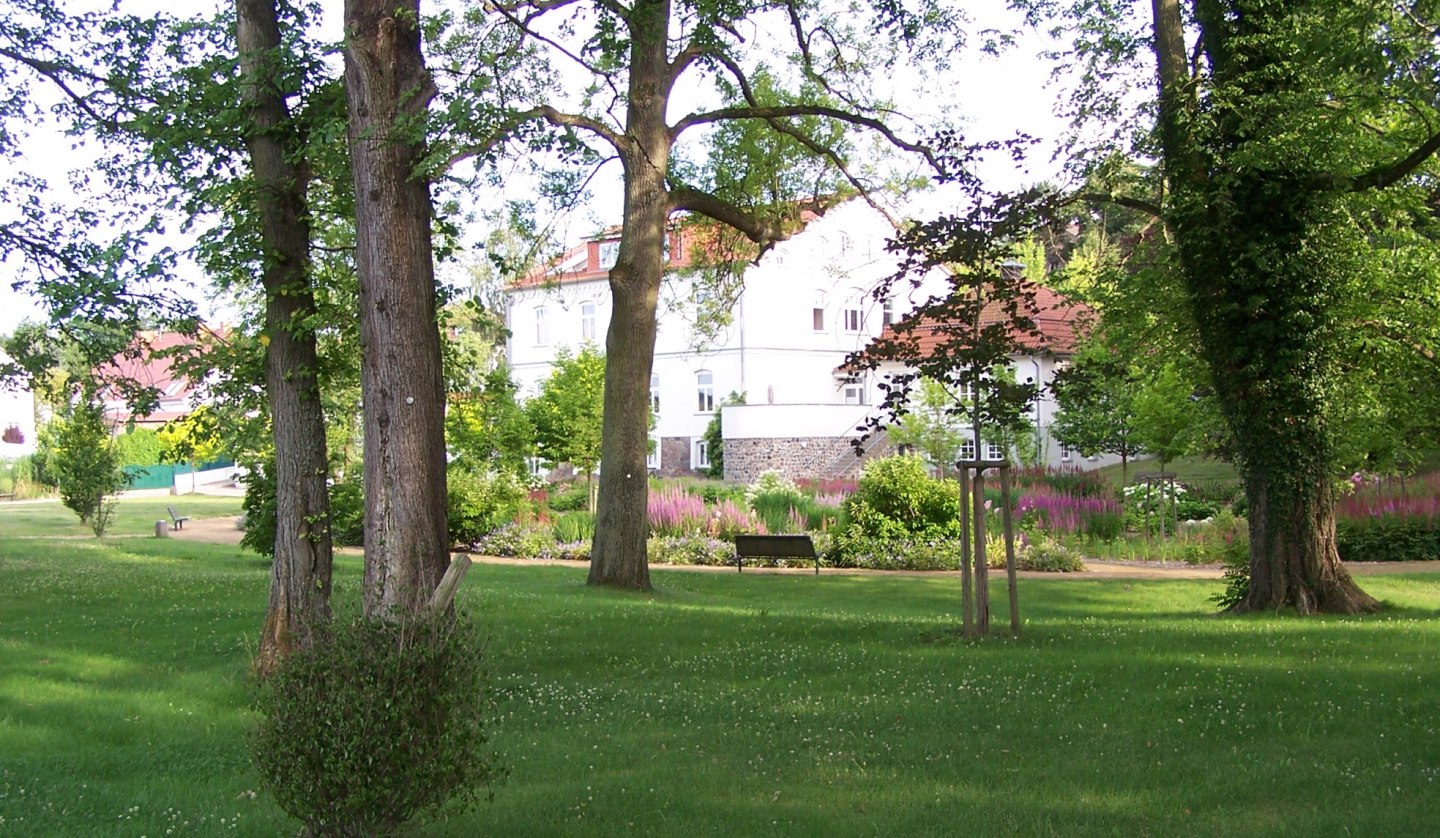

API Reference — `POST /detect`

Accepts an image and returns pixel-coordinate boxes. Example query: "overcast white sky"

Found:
[0,1,1073,337]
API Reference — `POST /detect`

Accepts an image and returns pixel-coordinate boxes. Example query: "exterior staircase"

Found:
[821,428,893,480]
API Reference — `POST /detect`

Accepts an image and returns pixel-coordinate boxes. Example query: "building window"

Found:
[535,306,549,345]
[812,291,826,331]
[527,456,546,477]
[842,298,864,332]
[694,439,710,470]
[959,438,976,462]
[696,371,715,413]
[599,240,620,269]
[581,300,596,340]
[985,440,1005,461]
[1060,442,1073,462]
[956,379,976,402]
[881,297,895,327]
[647,437,661,470]
[650,373,661,413]
[842,379,865,405]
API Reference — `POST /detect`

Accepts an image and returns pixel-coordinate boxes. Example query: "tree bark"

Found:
[587,0,674,590]
[237,0,333,674]
[344,0,450,616]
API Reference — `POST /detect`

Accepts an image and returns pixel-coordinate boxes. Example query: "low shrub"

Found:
[1015,538,1085,572]
[826,534,962,571]
[546,482,591,512]
[839,456,956,539]
[250,610,500,837]
[648,534,735,566]
[1335,517,1440,563]
[448,468,529,546]
[472,523,557,558]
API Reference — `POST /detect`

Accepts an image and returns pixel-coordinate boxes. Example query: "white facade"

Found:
[504,200,1103,479]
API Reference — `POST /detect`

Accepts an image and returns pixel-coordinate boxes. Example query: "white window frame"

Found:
[812,290,827,332]
[694,439,710,469]
[881,297,895,327]
[842,379,865,405]
[535,306,549,346]
[985,440,1005,462]
[696,371,715,413]
[1060,442,1073,463]
[581,300,596,340]
[842,300,864,333]
[650,373,661,414]
[959,438,977,461]
[647,436,661,470]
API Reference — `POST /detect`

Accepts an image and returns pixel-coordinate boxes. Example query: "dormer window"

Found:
[599,241,620,269]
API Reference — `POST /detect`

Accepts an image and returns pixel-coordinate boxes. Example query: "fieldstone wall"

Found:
[724,436,887,484]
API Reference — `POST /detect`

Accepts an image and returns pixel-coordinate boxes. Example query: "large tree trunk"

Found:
[344,0,449,616]
[237,0,333,674]
[588,0,672,590]
[1149,0,1377,614]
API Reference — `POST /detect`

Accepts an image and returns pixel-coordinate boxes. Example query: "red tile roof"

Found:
[873,283,1093,361]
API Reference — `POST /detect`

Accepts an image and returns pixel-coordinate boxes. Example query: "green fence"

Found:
[123,460,235,491]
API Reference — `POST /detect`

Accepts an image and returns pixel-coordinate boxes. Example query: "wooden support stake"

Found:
[973,468,990,635]
[1000,465,1020,636]
[959,467,973,638]
[427,554,473,613]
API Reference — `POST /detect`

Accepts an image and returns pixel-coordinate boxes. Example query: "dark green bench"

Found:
[733,534,819,575]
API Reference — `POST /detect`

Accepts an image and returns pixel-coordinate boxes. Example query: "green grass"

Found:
[0,494,244,538]
[2,502,1439,836]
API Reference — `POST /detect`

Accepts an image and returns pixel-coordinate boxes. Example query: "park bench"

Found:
[733,533,819,575]
[0,492,14,502]
[167,506,190,530]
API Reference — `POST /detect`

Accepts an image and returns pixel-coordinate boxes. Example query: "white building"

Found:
[504,200,1105,482]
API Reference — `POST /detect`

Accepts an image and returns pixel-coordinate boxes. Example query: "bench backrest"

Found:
[734,534,816,559]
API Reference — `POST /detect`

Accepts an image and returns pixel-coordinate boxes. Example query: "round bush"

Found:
[250,611,501,836]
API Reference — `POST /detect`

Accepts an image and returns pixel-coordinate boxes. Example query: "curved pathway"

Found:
[167,516,1440,580]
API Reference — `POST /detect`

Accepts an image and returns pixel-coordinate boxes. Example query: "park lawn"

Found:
[0,494,244,538]
[1,522,1437,836]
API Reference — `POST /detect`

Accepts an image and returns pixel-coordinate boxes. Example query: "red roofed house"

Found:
[99,329,215,430]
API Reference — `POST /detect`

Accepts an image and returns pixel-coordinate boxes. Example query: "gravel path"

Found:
[167,515,1440,580]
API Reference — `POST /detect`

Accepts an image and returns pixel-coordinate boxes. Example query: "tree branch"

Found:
[1075,191,1164,218]
[1334,129,1440,192]
[444,105,622,170]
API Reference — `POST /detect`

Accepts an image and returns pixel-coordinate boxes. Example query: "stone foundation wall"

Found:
[723,437,878,484]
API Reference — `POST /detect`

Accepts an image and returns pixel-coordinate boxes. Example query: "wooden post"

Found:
[973,467,990,635]
[1000,464,1019,636]
[959,466,973,638]
[427,555,473,613]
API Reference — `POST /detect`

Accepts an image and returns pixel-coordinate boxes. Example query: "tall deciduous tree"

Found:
[236,0,336,672]
[443,0,960,589]
[1144,0,1440,613]
[344,0,450,617]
